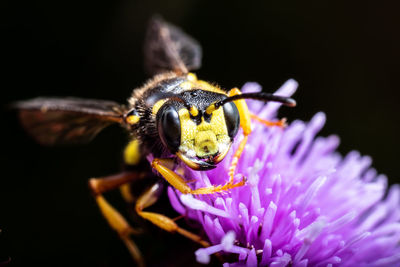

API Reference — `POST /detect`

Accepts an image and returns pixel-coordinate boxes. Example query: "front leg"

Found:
[249,112,287,127]
[151,158,245,195]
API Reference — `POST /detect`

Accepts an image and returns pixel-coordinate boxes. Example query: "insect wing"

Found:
[144,16,202,75]
[13,97,125,145]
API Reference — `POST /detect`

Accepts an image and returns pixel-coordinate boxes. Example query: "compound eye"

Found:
[157,105,181,153]
[223,102,240,139]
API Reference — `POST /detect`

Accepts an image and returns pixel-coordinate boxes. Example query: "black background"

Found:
[1,1,400,266]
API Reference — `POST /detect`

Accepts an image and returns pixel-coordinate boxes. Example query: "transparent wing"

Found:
[13,97,125,145]
[144,16,202,75]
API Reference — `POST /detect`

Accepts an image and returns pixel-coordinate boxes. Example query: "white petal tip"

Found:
[195,249,211,264]
[221,231,236,251]
[180,194,205,210]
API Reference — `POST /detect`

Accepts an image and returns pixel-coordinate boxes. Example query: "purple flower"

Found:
[167,80,400,266]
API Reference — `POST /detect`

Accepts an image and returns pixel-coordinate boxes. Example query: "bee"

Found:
[13,17,296,265]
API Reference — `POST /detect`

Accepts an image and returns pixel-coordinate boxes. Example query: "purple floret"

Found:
[167,80,400,266]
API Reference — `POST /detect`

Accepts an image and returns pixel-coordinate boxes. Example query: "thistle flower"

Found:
[167,80,400,266]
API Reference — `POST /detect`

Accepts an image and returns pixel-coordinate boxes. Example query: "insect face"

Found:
[156,90,240,170]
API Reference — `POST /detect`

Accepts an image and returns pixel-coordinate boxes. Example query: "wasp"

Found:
[13,17,296,265]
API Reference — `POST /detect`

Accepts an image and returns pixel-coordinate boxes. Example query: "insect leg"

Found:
[89,172,146,267]
[224,89,286,186]
[249,112,287,127]
[227,88,252,184]
[135,182,209,247]
[89,172,146,195]
[152,158,245,194]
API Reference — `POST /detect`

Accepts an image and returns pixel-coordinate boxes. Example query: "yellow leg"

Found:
[89,172,146,267]
[227,88,252,184]
[228,135,248,183]
[152,158,245,195]
[136,182,210,247]
[120,183,135,203]
[89,172,146,195]
[249,112,287,127]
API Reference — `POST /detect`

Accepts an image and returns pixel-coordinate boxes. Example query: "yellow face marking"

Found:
[152,99,167,115]
[178,107,229,158]
[178,109,197,147]
[126,115,140,125]
[205,103,217,115]
[189,106,199,117]
[194,130,218,157]
[210,107,228,135]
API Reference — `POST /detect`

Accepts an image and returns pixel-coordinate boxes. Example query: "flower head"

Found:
[168,80,400,266]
